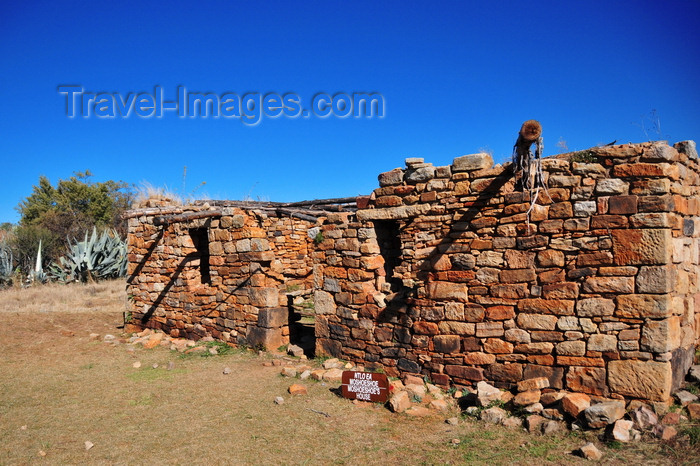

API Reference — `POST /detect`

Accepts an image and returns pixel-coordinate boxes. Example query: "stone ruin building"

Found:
[125,140,700,403]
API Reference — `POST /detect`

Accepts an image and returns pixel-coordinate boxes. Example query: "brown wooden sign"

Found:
[341,371,390,403]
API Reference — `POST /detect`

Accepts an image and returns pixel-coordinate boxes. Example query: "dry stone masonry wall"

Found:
[314,141,700,402]
[127,203,316,349]
[126,140,700,403]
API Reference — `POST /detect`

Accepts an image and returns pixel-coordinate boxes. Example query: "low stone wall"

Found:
[126,204,316,348]
[314,141,700,402]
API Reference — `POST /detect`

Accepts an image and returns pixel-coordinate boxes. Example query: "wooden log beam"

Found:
[153,210,223,226]
[122,207,186,219]
[275,208,319,222]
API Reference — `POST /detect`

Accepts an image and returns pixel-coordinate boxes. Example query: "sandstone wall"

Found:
[314,141,700,402]
[126,205,316,348]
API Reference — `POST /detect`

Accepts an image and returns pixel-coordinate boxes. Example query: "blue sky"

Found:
[1,0,699,224]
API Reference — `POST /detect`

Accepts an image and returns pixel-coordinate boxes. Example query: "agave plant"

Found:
[0,243,14,285]
[27,239,47,283]
[50,228,127,282]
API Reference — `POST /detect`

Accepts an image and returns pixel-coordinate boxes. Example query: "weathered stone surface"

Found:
[452,153,493,172]
[406,166,436,183]
[566,366,607,396]
[674,390,698,407]
[356,203,432,221]
[640,317,680,353]
[514,390,541,406]
[523,365,565,389]
[464,352,496,365]
[525,414,546,434]
[389,390,411,412]
[576,298,614,317]
[562,393,590,417]
[608,360,672,401]
[517,377,550,392]
[483,338,514,354]
[578,443,603,461]
[582,276,634,293]
[323,368,344,382]
[587,334,617,352]
[378,168,404,186]
[433,335,461,353]
[557,340,586,356]
[288,384,308,396]
[631,405,658,430]
[596,178,629,195]
[476,381,503,407]
[609,419,634,442]
[687,403,700,420]
[612,229,672,265]
[616,294,671,319]
[428,282,468,302]
[584,401,625,428]
[653,424,677,440]
[502,416,524,428]
[480,406,507,424]
[516,313,558,330]
[636,265,675,293]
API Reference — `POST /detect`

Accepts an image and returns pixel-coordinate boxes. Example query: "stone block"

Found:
[608,360,672,401]
[463,352,496,365]
[249,287,280,307]
[516,313,558,330]
[413,321,439,335]
[573,200,597,217]
[246,326,284,351]
[428,281,468,302]
[518,299,574,316]
[434,335,461,353]
[452,153,493,172]
[576,298,615,317]
[566,366,607,396]
[476,322,504,337]
[258,307,288,328]
[557,340,586,356]
[378,168,404,186]
[438,321,475,335]
[405,166,436,183]
[637,265,675,293]
[514,390,541,406]
[591,215,628,228]
[612,229,672,265]
[561,392,591,417]
[582,277,634,293]
[483,338,514,354]
[596,178,629,195]
[537,250,564,267]
[517,377,550,392]
[616,294,671,318]
[587,334,617,352]
[640,317,680,353]
[608,195,638,214]
[523,365,564,389]
[445,365,484,381]
[486,363,524,383]
[584,401,625,428]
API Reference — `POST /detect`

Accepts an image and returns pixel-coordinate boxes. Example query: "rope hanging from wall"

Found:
[512,120,549,222]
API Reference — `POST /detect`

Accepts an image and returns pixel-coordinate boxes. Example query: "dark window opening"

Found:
[189,228,211,284]
[373,220,402,291]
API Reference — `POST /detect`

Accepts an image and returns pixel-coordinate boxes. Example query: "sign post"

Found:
[341,371,390,403]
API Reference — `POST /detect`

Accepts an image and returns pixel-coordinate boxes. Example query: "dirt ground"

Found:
[0,280,696,465]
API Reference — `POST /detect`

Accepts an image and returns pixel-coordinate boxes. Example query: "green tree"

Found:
[13,171,133,271]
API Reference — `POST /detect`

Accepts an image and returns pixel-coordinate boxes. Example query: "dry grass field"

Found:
[0,280,696,465]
